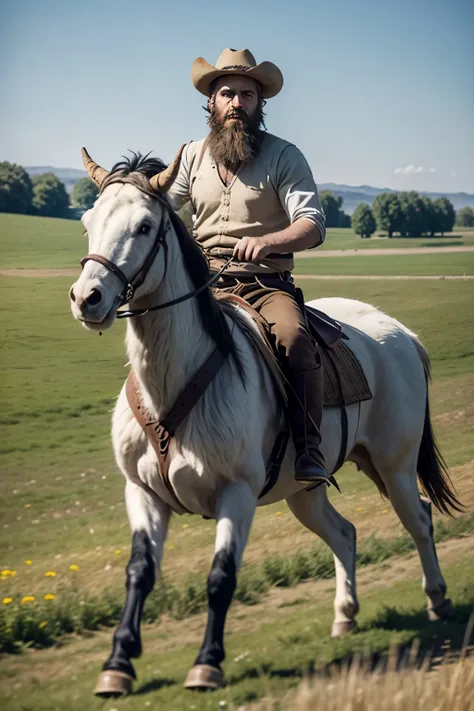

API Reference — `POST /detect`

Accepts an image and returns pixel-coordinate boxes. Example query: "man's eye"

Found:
[138,223,151,235]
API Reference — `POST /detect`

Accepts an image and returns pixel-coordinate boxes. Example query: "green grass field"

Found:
[1,213,473,709]
[1,213,474,269]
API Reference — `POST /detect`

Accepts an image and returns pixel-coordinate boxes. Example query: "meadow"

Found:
[1,212,474,269]
[0,213,473,710]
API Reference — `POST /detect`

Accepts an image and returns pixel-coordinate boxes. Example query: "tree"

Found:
[0,161,33,214]
[32,173,70,218]
[433,197,455,235]
[398,191,427,237]
[71,178,98,210]
[420,196,438,236]
[319,190,343,228]
[351,203,376,238]
[372,192,403,237]
[456,206,474,227]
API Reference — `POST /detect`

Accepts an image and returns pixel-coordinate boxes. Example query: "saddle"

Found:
[215,292,372,408]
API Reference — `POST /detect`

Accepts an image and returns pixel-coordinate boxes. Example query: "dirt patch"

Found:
[296,246,474,258]
[295,275,474,280]
[0,268,78,278]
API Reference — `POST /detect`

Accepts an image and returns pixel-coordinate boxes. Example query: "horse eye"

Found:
[138,222,151,235]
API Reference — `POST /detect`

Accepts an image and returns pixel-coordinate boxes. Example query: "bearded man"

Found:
[168,48,331,486]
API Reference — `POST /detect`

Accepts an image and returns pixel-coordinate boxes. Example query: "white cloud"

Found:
[393,165,436,175]
[394,165,425,175]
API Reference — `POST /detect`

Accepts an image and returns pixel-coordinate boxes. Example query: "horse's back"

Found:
[309,296,427,435]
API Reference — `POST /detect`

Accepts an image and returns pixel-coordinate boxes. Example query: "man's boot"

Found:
[286,365,332,485]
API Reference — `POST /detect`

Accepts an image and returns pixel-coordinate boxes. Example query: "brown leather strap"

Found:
[125,347,227,514]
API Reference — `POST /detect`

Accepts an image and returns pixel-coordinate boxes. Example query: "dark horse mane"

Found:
[102,151,241,370]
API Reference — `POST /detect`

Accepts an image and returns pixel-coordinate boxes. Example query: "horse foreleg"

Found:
[287,485,359,637]
[94,481,171,698]
[184,480,257,691]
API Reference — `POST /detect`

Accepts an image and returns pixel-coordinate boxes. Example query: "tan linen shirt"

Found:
[167,132,326,274]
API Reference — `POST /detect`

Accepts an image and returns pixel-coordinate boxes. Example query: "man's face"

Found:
[212,76,260,125]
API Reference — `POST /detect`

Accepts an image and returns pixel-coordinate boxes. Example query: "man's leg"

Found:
[254,288,331,485]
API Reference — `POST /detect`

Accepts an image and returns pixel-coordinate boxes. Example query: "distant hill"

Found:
[26,166,87,193]
[24,167,474,212]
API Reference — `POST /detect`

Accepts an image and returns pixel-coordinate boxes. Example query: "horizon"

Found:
[1,0,473,193]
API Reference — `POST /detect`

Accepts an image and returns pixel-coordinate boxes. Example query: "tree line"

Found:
[351,192,474,238]
[1,159,473,233]
[0,161,98,218]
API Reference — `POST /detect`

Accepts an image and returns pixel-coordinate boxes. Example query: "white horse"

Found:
[69,149,461,698]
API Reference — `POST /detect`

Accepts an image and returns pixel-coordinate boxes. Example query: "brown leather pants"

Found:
[214,276,320,372]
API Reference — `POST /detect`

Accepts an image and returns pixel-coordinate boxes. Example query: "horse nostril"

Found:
[86,288,102,306]
[69,286,76,302]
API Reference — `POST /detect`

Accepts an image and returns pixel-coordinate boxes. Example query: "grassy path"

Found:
[2,537,473,711]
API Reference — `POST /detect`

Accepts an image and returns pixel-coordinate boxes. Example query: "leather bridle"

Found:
[80,206,233,320]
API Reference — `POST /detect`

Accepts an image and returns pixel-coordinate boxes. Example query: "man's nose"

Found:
[231,94,242,108]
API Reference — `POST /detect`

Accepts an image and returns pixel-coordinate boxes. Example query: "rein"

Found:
[80,210,234,319]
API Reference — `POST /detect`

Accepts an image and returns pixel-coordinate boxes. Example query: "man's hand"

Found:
[233,236,271,264]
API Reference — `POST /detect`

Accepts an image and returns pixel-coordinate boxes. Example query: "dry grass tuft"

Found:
[247,637,474,711]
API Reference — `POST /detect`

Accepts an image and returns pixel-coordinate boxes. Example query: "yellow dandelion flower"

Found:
[69,564,80,571]
[383,509,389,514]
[182,524,189,529]
[275,511,283,516]
[24,560,32,565]
[9,570,16,577]
[44,571,56,577]
[21,595,35,604]
[44,594,56,601]
[167,544,175,550]
[25,503,31,509]
[356,507,363,512]
[114,549,121,555]
[1,570,11,577]
[2,597,13,605]
[39,621,47,629]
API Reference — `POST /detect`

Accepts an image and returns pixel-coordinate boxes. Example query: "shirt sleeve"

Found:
[275,144,326,246]
[166,142,192,211]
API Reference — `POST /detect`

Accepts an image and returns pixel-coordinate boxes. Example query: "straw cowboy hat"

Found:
[191,48,283,99]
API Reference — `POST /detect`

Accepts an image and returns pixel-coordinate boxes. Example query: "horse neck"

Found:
[125,253,215,419]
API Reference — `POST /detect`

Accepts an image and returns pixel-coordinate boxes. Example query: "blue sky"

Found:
[1,0,473,192]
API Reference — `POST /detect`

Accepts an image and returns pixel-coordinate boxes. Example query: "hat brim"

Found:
[191,57,283,99]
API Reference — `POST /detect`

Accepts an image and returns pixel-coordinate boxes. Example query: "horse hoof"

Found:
[93,670,134,697]
[331,620,358,637]
[428,598,454,622]
[184,664,226,691]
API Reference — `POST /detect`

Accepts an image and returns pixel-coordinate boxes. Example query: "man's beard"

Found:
[207,107,263,170]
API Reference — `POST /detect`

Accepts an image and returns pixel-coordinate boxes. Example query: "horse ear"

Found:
[149,145,186,193]
[81,148,109,188]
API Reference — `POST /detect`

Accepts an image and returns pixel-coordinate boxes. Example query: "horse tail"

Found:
[412,338,464,515]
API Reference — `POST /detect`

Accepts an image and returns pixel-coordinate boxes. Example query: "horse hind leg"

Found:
[94,481,171,698]
[286,485,359,637]
[380,461,453,621]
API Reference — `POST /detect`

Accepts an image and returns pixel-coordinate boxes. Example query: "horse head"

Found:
[69,147,184,332]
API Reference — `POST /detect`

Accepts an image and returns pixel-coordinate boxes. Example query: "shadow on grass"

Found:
[369,603,473,655]
[420,239,466,247]
[135,677,176,695]
[228,603,474,688]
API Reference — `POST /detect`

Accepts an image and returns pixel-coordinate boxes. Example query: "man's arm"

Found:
[233,144,326,264]
[166,143,192,212]
[233,218,320,263]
